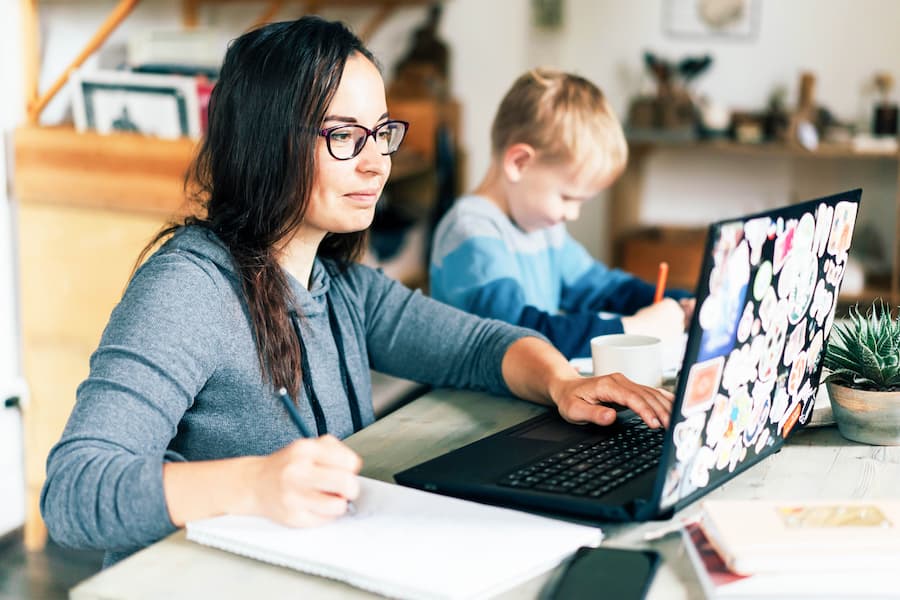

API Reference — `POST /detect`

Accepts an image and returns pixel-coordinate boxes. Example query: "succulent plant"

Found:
[824,301,900,391]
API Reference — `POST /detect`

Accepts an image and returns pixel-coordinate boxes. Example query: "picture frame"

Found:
[663,0,760,40]
[71,69,201,139]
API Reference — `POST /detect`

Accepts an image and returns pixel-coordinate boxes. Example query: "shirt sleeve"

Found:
[40,253,222,553]
[559,234,692,314]
[355,266,539,395]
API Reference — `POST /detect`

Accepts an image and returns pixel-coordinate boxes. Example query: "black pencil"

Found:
[277,387,357,515]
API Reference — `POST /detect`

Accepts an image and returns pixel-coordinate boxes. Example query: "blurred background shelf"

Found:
[609,138,900,309]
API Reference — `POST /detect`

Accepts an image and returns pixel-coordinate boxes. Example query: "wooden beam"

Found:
[27,0,141,123]
[251,0,285,29]
[182,0,200,27]
[21,0,40,123]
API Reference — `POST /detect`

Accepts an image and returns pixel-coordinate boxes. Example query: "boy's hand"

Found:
[620,298,684,339]
[549,372,674,429]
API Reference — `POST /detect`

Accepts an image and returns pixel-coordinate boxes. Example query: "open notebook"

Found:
[186,477,602,600]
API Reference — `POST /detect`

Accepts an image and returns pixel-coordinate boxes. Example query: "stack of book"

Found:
[683,500,900,598]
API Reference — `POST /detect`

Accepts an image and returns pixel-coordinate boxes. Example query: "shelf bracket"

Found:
[26,0,141,124]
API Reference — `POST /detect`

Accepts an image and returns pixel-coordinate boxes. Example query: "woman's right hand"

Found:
[249,435,362,527]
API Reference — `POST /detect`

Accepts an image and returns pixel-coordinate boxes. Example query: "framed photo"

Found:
[71,69,201,139]
[664,0,760,40]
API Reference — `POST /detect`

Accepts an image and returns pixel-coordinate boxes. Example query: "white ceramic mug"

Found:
[590,334,663,387]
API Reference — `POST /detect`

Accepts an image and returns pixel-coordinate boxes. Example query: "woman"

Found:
[41,16,673,566]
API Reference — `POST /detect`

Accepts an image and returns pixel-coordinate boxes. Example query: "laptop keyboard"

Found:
[497,419,664,498]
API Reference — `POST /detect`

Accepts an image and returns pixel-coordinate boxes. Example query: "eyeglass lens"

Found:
[327,121,407,159]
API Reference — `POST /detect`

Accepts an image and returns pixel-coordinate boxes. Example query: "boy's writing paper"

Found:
[186,477,602,600]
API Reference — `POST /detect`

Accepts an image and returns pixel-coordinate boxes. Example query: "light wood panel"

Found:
[18,203,169,550]
[15,125,197,217]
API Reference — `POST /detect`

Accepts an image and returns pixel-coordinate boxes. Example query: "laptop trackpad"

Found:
[513,417,587,443]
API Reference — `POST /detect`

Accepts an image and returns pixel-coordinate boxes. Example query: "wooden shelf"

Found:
[628,138,899,161]
[14,125,432,218]
[610,138,900,308]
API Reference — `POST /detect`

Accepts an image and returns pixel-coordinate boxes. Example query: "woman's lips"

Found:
[345,191,379,204]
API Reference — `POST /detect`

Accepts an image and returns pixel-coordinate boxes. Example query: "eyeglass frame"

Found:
[317,119,410,161]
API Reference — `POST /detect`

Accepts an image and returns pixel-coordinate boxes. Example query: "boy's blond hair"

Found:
[490,68,627,179]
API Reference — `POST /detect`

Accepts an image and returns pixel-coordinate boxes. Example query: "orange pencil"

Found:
[653,261,669,304]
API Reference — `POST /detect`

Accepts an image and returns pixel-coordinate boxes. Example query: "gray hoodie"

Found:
[40,226,534,566]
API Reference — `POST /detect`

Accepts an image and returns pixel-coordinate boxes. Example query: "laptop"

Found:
[396,189,861,522]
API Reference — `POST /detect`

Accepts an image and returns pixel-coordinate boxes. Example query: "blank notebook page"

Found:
[186,476,602,600]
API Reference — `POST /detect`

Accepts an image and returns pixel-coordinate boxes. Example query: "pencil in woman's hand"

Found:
[653,262,669,304]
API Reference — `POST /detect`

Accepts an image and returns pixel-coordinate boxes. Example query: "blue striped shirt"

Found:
[430,195,688,358]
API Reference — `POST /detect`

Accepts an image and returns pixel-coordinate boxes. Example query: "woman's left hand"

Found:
[548,372,674,429]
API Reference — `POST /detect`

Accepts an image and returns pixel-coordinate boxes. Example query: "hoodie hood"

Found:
[163,225,331,316]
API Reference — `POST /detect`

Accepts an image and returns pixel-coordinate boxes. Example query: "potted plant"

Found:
[823,300,900,445]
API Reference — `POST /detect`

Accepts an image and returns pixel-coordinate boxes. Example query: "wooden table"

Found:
[70,388,900,599]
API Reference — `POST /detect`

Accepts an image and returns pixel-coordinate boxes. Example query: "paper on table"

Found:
[186,477,602,600]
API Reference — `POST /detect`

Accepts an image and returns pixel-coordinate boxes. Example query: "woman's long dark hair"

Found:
[138,17,376,398]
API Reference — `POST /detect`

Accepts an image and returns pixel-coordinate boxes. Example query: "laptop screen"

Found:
[656,189,860,513]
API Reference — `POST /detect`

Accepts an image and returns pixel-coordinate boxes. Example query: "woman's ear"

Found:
[501,144,536,183]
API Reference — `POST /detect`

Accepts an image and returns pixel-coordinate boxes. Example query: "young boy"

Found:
[430,68,693,359]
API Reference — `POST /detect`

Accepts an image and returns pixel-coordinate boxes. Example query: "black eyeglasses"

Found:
[318,120,409,160]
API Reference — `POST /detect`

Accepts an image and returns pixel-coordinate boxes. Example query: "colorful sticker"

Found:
[682,357,725,414]
[736,301,754,343]
[773,219,797,274]
[810,280,833,327]
[794,212,816,255]
[689,446,716,488]
[722,345,757,392]
[673,413,706,462]
[783,317,807,367]
[814,202,834,258]
[827,201,858,257]
[781,400,803,437]
[787,350,808,397]
[779,252,818,324]
[753,260,773,301]
[758,287,778,331]
[744,217,771,266]
[705,394,731,447]
[806,330,823,373]
[698,241,750,360]
[758,304,788,382]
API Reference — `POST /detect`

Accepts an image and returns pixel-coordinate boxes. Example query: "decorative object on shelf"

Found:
[388,2,449,100]
[696,95,731,138]
[762,86,790,142]
[730,110,765,144]
[71,69,201,140]
[626,51,712,141]
[531,0,564,28]
[789,72,819,150]
[824,301,900,445]
[872,72,898,137]
[127,27,223,79]
[785,71,841,152]
[664,0,760,39]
